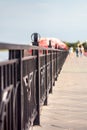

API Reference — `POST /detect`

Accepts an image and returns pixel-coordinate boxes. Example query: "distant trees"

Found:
[82,41,87,51]
[64,40,87,52]
[64,40,80,51]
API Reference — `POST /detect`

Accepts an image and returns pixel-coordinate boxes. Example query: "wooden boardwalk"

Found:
[33,54,87,130]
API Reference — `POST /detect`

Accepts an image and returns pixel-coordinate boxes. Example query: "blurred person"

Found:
[75,46,79,57]
[79,45,84,56]
[69,47,74,56]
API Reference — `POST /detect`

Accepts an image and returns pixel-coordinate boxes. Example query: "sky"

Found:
[0,0,87,44]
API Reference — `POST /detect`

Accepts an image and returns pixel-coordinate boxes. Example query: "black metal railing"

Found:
[0,38,68,130]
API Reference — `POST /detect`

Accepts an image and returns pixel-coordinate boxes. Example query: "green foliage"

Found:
[64,40,80,51]
[82,42,87,51]
[64,40,87,52]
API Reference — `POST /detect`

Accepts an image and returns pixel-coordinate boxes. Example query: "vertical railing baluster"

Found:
[4,65,8,130]
[44,50,48,105]
[0,66,4,130]
[55,50,58,80]
[14,62,18,130]
[48,40,53,94]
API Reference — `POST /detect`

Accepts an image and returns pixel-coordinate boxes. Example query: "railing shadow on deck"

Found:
[0,34,68,130]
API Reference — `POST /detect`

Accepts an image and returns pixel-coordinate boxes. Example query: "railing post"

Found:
[44,50,48,105]
[48,40,53,93]
[31,33,40,125]
[55,46,58,81]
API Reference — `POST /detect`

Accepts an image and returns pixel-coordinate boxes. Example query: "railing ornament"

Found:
[31,33,41,46]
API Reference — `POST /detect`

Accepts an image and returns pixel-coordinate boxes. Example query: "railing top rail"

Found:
[0,42,68,52]
[0,42,36,50]
[0,59,18,66]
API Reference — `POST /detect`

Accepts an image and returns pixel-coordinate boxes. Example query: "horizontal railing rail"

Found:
[0,39,68,130]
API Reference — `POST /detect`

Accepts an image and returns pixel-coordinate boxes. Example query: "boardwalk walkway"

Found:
[33,54,87,130]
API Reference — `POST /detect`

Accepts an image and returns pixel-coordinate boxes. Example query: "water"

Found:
[0,50,8,61]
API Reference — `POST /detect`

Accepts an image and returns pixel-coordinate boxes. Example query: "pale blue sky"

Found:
[0,0,87,44]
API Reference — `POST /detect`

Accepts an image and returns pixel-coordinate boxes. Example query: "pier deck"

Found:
[33,54,87,130]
